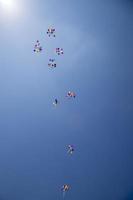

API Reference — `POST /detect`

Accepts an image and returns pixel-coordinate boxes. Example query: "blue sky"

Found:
[0,0,133,200]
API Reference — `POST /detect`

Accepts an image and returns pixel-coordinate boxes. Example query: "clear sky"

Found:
[0,0,133,200]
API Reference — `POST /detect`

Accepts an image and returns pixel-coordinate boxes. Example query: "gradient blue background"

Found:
[0,0,133,199]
